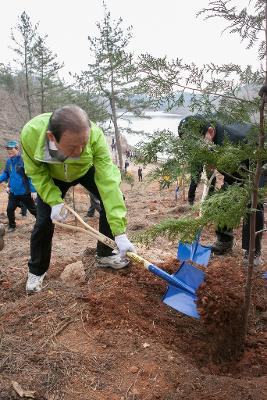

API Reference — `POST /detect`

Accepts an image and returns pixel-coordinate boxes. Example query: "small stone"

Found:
[130,366,139,373]
[60,261,86,286]
[142,342,150,348]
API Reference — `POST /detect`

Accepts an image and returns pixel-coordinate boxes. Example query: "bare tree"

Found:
[76,2,152,170]
[10,11,38,118]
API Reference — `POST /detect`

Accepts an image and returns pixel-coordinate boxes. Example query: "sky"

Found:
[0,0,262,80]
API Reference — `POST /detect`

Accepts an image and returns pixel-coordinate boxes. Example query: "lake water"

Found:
[113,111,183,146]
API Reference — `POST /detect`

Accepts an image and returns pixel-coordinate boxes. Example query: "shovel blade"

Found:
[192,244,211,266]
[162,262,205,319]
[177,242,193,262]
[163,287,199,318]
[177,241,211,266]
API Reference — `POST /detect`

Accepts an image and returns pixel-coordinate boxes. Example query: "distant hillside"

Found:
[0,87,191,162]
[0,84,260,163]
[0,88,30,160]
[132,91,195,116]
[157,91,199,114]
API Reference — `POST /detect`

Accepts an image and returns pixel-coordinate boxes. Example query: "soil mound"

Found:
[1,179,267,399]
[197,256,267,374]
[197,257,245,361]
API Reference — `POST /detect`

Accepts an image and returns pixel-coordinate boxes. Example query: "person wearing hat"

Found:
[20,105,135,294]
[0,140,37,232]
[178,115,264,265]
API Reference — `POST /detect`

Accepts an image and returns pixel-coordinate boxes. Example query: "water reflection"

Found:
[105,111,183,146]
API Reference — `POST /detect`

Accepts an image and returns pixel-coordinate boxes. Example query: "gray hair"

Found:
[48,105,90,142]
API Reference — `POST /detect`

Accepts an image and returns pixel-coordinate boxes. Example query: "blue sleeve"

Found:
[0,161,10,183]
[29,178,36,193]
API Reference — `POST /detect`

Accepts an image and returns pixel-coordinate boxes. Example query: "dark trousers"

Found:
[7,193,37,228]
[216,203,264,253]
[138,174,142,182]
[188,168,216,204]
[29,166,114,276]
[188,172,201,204]
[242,203,263,253]
[19,202,28,216]
[215,176,264,253]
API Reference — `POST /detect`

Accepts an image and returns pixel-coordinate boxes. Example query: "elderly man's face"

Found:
[48,129,90,158]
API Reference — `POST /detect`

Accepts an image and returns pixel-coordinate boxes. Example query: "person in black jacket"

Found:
[178,115,264,264]
[137,167,143,182]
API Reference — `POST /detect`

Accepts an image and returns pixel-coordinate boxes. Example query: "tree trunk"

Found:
[110,97,123,171]
[24,45,32,119]
[41,53,44,113]
[242,0,267,340]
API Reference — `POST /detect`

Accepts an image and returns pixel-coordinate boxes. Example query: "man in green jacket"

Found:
[21,105,135,294]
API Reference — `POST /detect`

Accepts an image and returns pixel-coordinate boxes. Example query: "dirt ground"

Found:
[0,163,267,400]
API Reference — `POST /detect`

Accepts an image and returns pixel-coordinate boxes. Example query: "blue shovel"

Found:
[177,232,211,266]
[55,205,205,319]
[177,171,216,266]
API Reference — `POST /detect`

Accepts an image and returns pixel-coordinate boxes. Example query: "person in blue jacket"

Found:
[0,140,37,232]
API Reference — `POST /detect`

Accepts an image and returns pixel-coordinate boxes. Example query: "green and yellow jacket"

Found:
[20,113,127,235]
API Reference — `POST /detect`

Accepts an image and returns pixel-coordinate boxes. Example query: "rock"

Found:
[60,261,86,286]
[130,366,139,373]
[0,237,4,251]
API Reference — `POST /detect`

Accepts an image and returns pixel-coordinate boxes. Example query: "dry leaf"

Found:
[12,381,35,398]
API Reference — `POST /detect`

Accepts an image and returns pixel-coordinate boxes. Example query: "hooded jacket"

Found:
[213,122,252,145]
[0,154,35,195]
[20,113,126,235]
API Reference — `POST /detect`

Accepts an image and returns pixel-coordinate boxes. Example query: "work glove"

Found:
[115,233,136,259]
[50,203,68,222]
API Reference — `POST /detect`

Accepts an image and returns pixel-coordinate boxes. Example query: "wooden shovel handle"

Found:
[54,204,150,268]
[66,204,117,250]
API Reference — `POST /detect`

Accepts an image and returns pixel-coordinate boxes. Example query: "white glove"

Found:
[50,203,68,222]
[115,233,136,259]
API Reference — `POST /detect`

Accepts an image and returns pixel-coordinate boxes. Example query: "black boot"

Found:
[211,240,233,255]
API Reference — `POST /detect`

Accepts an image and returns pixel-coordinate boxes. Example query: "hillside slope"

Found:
[0,88,29,159]
[0,164,266,399]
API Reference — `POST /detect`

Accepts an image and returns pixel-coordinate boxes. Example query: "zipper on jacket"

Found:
[63,163,68,180]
